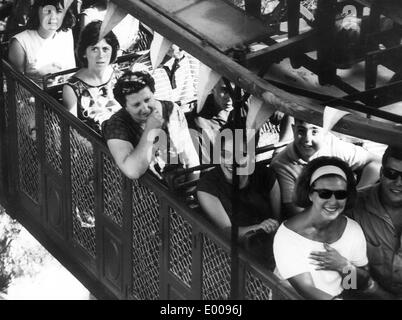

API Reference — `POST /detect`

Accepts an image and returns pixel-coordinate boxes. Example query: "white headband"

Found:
[310,165,347,186]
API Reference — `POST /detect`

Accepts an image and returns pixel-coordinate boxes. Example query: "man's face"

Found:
[292,121,325,160]
[212,80,232,111]
[380,156,402,208]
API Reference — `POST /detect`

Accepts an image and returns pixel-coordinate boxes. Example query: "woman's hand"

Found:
[256,218,279,234]
[145,108,163,131]
[309,243,349,273]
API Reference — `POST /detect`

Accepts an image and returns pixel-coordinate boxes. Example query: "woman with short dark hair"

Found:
[8,0,76,86]
[63,20,121,133]
[273,156,370,299]
[102,70,199,180]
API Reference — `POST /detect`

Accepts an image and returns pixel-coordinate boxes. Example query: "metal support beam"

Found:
[245,0,261,17]
[316,0,337,85]
[288,0,303,68]
[246,30,316,70]
[110,0,402,147]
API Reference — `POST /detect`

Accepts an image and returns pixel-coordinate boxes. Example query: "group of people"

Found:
[5,0,402,301]
[6,0,202,181]
[195,113,402,299]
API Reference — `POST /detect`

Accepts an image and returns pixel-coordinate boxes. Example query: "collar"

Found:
[359,183,395,228]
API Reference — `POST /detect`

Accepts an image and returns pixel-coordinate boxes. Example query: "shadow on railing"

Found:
[0,59,301,300]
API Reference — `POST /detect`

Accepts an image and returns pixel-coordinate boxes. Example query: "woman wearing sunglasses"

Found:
[273,156,370,299]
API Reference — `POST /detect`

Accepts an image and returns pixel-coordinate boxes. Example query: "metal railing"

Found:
[0,59,300,300]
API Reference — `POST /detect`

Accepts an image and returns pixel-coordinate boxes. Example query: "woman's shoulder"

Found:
[67,72,85,86]
[282,213,310,235]
[344,216,364,234]
[55,29,74,40]
[12,29,36,42]
[274,221,305,245]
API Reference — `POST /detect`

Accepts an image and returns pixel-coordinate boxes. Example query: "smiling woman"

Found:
[273,156,371,300]
[62,20,121,134]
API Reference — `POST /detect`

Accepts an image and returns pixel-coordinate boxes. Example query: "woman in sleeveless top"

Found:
[63,20,121,134]
[8,0,76,86]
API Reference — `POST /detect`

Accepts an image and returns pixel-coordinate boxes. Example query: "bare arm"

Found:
[197,191,278,240]
[8,38,26,73]
[107,129,159,180]
[62,84,78,116]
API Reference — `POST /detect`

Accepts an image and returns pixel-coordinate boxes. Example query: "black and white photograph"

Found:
[0,0,401,304]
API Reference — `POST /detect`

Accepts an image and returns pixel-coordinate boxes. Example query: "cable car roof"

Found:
[110,0,402,147]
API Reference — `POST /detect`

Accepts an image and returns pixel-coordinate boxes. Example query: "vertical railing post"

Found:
[245,0,261,18]
[122,176,133,299]
[288,0,303,68]
[0,60,7,197]
[316,0,337,85]
[5,73,18,198]
[36,99,45,221]
[230,46,246,300]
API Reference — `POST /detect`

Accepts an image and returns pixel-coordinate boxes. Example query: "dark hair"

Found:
[294,156,356,209]
[113,70,156,107]
[27,0,76,32]
[76,20,119,68]
[81,0,107,11]
[382,146,402,167]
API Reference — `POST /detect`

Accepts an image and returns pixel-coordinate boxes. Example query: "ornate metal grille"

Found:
[44,105,62,175]
[15,83,39,203]
[102,155,123,226]
[202,235,231,300]
[131,179,160,300]
[169,208,192,288]
[245,269,273,300]
[70,128,96,257]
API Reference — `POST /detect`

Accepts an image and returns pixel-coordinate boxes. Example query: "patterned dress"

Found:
[65,70,121,133]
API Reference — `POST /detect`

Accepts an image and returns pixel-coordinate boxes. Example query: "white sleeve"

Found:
[273,225,310,279]
[330,135,369,171]
[347,220,369,267]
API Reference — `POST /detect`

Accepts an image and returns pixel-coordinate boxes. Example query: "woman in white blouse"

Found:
[273,156,370,300]
[8,0,76,86]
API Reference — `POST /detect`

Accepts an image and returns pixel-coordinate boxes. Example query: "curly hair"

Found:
[294,156,357,210]
[113,70,156,108]
[27,0,76,32]
[76,20,119,68]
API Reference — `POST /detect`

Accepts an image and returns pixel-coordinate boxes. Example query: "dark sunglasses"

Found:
[312,189,348,200]
[383,167,402,180]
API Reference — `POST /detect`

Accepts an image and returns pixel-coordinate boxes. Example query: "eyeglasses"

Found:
[383,167,402,180]
[312,189,348,200]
